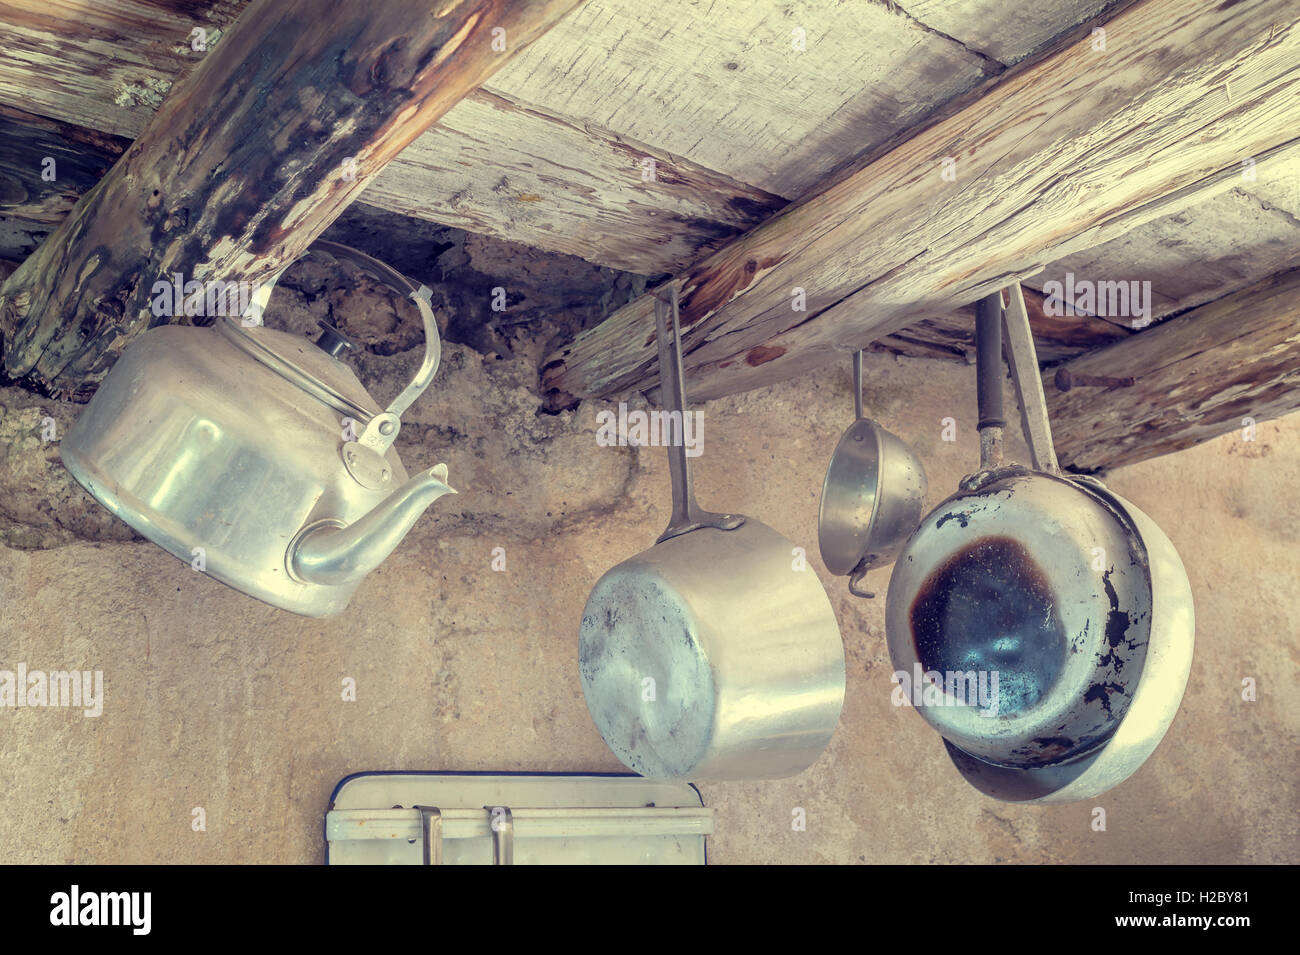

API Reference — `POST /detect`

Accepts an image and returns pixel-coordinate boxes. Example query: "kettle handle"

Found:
[244,240,441,422]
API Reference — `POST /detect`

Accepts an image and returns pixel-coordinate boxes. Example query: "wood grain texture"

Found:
[0,99,1133,368]
[0,0,586,394]
[897,0,1114,65]
[365,88,787,275]
[1048,268,1300,471]
[0,104,128,229]
[0,0,245,136]
[0,0,782,274]
[1028,157,1300,328]
[542,0,1300,406]
[874,286,1130,364]
[485,0,996,198]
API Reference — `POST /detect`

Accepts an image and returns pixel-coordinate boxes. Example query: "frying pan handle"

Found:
[975,291,1005,470]
[852,349,864,420]
[653,287,744,544]
[1002,283,1060,474]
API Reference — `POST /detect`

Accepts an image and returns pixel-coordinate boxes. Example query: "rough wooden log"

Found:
[0,0,584,396]
[1048,268,1300,472]
[541,0,1300,406]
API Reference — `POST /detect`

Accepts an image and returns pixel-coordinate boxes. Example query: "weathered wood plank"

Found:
[364,89,787,276]
[897,0,1113,65]
[485,0,996,198]
[541,0,1300,406]
[1028,167,1300,329]
[874,286,1130,364]
[0,97,1132,368]
[1048,268,1300,471]
[0,0,783,274]
[0,0,245,137]
[0,0,585,395]
[0,100,1135,369]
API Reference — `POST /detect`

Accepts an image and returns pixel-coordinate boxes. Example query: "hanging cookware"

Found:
[818,349,928,597]
[60,240,455,618]
[885,284,1193,802]
[579,287,846,780]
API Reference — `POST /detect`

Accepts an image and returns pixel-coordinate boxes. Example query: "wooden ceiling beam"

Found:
[1048,268,1300,472]
[0,0,585,395]
[0,100,1135,372]
[872,285,1130,366]
[541,0,1300,407]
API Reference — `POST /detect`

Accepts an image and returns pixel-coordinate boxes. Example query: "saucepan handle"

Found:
[653,286,744,543]
[975,291,1006,471]
[1001,282,1060,475]
[852,349,864,420]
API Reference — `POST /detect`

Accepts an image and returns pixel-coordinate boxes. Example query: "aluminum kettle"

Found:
[60,241,455,617]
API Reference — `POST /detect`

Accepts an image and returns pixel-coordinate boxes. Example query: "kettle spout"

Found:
[291,463,456,587]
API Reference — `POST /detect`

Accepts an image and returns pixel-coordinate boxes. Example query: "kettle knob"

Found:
[315,321,356,358]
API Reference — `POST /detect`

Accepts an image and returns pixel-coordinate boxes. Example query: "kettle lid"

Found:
[222,240,441,436]
[219,318,381,422]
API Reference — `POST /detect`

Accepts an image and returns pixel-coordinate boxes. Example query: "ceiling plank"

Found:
[1026,178,1300,328]
[541,0,1300,406]
[1048,268,1300,471]
[363,89,786,275]
[896,0,1113,66]
[484,0,996,198]
[0,0,586,395]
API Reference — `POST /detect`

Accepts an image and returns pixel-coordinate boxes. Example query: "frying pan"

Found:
[579,287,846,780]
[885,284,1194,801]
[818,350,928,597]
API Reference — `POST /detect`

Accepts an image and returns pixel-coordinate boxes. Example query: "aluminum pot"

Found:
[884,285,1194,801]
[579,288,846,780]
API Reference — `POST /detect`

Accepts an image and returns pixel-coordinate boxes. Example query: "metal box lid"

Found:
[325,772,711,865]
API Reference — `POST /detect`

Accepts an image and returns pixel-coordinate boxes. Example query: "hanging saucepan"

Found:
[819,350,928,597]
[579,287,846,780]
[885,284,1194,802]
